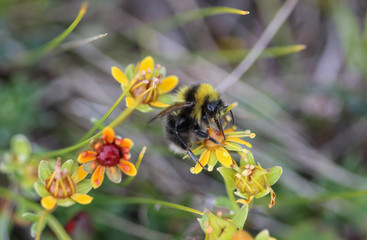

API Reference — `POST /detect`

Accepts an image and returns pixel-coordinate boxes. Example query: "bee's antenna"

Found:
[215,116,225,140]
[229,110,234,126]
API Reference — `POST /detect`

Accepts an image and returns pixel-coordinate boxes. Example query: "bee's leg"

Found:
[194,129,229,152]
[173,130,207,170]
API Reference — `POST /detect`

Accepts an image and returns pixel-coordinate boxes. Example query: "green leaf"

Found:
[267,166,282,186]
[34,182,49,198]
[22,212,40,222]
[38,160,52,184]
[136,103,154,113]
[198,210,238,240]
[156,94,175,106]
[75,179,92,194]
[11,134,31,158]
[61,159,75,174]
[57,198,75,207]
[124,64,135,81]
[154,7,249,33]
[225,142,243,152]
[254,229,271,240]
[217,167,235,187]
[30,222,38,238]
[240,150,255,166]
[232,203,249,229]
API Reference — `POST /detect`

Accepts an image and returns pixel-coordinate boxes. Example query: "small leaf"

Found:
[267,166,282,186]
[198,210,238,240]
[30,222,38,238]
[224,142,243,152]
[156,94,175,106]
[34,182,49,198]
[254,188,270,199]
[61,159,75,174]
[38,160,52,184]
[124,64,135,80]
[241,150,255,166]
[75,179,93,194]
[11,134,31,156]
[232,203,249,229]
[57,198,75,207]
[22,213,40,222]
[254,229,271,240]
[136,103,154,113]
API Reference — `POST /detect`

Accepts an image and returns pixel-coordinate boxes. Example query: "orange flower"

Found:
[111,56,179,112]
[77,127,137,189]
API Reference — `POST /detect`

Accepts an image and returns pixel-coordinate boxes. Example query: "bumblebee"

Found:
[149,83,233,168]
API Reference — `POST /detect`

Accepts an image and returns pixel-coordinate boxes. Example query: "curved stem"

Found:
[225,181,239,211]
[95,195,203,216]
[35,210,49,240]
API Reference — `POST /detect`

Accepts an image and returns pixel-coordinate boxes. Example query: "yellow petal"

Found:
[41,196,57,210]
[102,127,115,144]
[76,165,88,182]
[215,148,232,168]
[190,149,210,174]
[226,137,252,148]
[91,165,105,189]
[157,75,178,94]
[139,56,154,79]
[150,101,170,108]
[118,160,137,176]
[71,193,93,205]
[111,66,129,86]
[126,97,136,108]
[77,151,97,163]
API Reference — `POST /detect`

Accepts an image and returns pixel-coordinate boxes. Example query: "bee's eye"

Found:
[207,102,217,113]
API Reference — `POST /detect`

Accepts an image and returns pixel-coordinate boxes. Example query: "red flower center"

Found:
[97,144,121,166]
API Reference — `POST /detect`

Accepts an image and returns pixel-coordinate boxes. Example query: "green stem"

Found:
[35,210,49,240]
[121,146,146,187]
[0,187,71,240]
[225,181,239,211]
[77,80,135,143]
[95,195,203,216]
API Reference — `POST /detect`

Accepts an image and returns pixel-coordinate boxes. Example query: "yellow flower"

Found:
[77,127,137,189]
[111,56,179,112]
[189,127,255,174]
[34,158,93,210]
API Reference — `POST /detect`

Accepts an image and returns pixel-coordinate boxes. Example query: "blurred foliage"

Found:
[1,0,367,239]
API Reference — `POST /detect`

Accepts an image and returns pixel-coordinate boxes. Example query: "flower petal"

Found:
[57,198,75,207]
[102,127,115,144]
[83,160,99,174]
[115,138,133,149]
[41,196,57,210]
[34,182,49,198]
[215,148,232,168]
[139,56,154,79]
[71,193,93,205]
[75,165,88,182]
[78,151,97,163]
[190,149,210,174]
[91,165,105,189]
[207,150,218,171]
[106,166,122,183]
[158,75,178,94]
[226,137,252,148]
[150,101,170,108]
[126,97,136,108]
[118,160,137,176]
[111,66,129,86]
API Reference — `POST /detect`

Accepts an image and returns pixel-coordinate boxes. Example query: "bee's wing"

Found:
[148,102,194,123]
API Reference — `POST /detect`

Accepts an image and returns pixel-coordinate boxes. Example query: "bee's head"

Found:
[205,99,226,139]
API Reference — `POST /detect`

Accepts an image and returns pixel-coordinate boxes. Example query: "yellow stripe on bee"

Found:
[192,84,219,120]
[176,86,190,101]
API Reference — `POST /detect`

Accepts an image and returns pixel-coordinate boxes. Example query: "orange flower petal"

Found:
[139,56,154,79]
[41,196,57,210]
[118,160,137,176]
[157,75,178,94]
[111,66,129,86]
[91,165,105,189]
[190,149,210,174]
[226,137,252,148]
[102,127,115,144]
[71,193,93,205]
[77,151,97,163]
[121,138,134,149]
[215,148,232,168]
[76,165,88,182]
[150,101,170,108]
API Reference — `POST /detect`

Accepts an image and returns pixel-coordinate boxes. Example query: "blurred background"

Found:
[1,0,367,239]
